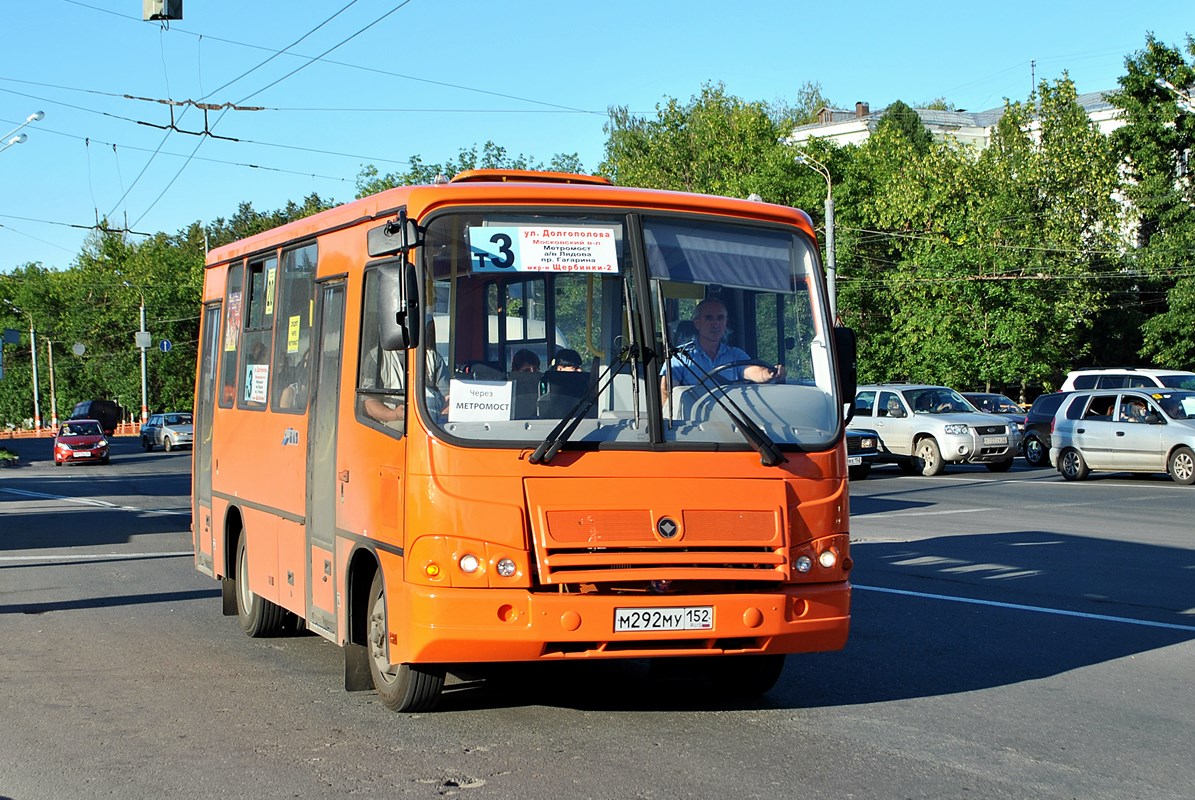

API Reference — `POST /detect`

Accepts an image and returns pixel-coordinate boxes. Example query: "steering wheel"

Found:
[705,359,779,384]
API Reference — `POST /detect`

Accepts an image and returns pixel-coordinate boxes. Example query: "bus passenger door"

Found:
[305,281,345,637]
[193,302,221,576]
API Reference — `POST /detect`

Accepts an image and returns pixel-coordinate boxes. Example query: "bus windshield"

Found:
[419,209,838,449]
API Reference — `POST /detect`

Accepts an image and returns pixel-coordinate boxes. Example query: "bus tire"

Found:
[235,535,289,637]
[367,571,444,712]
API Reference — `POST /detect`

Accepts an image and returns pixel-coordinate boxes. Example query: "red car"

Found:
[53,419,111,466]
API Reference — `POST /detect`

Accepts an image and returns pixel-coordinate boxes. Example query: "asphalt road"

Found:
[1,437,1193,800]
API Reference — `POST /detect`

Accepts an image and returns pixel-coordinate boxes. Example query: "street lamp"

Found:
[795,151,836,320]
[0,111,44,154]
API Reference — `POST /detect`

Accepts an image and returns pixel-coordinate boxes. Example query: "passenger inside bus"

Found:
[659,297,785,397]
[510,349,540,373]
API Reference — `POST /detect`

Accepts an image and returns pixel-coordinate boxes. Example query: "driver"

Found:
[660,297,785,397]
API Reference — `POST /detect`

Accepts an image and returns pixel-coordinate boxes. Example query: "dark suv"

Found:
[1022,392,1071,467]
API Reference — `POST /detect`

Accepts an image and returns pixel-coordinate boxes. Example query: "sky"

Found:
[1,0,1192,273]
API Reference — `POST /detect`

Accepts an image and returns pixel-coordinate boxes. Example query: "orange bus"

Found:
[192,170,857,711]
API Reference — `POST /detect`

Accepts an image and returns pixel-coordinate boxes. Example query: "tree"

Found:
[355,142,584,197]
[600,83,797,202]
[1107,34,1195,367]
[875,100,933,155]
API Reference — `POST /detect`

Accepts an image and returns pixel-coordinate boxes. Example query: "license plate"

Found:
[614,606,714,632]
[847,456,862,466]
[983,436,1008,445]
[74,451,92,458]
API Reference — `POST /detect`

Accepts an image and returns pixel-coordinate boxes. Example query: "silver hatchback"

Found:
[140,411,194,452]
[1049,389,1195,484]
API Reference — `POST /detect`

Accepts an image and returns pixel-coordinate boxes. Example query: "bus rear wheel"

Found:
[235,535,289,636]
[367,571,444,712]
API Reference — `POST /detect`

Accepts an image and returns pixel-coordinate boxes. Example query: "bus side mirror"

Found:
[367,209,421,258]
[834,326,857,420]
[377,262,421,351]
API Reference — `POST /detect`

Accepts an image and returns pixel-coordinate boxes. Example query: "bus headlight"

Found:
[458,553,481,574]
[818,550,837,569]
[795,555,813,573]
[496,558,517,578]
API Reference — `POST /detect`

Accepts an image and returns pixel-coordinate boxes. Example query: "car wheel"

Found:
[235,535,290,637]
[986,458,1014,473]
[1023,436,1046,467]
[142,437,153,452]
[101,456,110,465]
[1167,446,1195,485]
[914,437,945,476]
[1058,448,1089,481]
[164,437,174,453]
[54,458,62,467]
[848,464,871,480]
[367,571,445,712]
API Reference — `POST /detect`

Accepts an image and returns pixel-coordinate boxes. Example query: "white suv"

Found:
[849,384,1022,476]
[1060,368,1195,391]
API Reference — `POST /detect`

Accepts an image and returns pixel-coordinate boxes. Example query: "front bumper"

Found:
[388,582,851,664]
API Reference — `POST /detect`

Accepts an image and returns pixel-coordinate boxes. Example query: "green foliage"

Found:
[600,83,797,203]
[1107,34,1195,368]
[355,142,585,197]
[875,100,933,155]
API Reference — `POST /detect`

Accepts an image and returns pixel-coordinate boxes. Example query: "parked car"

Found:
[845,428,879,480]
[1049,389,1195,484]
[140,411,194,452]
[1060,368,1195,392]
[1020,391,1071,467]
[70,399,122,436]
[849,384,1021,476]
[53,419,110,466]
[962,392,1027,438]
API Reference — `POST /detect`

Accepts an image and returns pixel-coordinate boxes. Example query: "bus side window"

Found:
[357,269,407,436]
[237,257,277,410]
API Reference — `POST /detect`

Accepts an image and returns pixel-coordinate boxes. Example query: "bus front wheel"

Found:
[235,535,289,636]
[367,571,445,712]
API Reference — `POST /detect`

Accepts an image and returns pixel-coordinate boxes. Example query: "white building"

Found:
[784,91,1123,149]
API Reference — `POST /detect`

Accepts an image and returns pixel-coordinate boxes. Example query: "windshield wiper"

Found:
[667,349,787,467]
[529,346,636,465]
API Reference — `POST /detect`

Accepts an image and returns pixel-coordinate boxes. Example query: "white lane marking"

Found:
[855,584,1195,632]
[0,487,189,516]
[0,552,191,562]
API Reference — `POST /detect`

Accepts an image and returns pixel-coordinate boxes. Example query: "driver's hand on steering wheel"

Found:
[767,364,786,383]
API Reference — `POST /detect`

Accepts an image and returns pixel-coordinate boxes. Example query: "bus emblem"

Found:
[656,517,679,539]
[282,428,300,446]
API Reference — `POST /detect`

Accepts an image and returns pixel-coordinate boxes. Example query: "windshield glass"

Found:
[903,387,971,414]
[648,216,837,445]
[418,209,837,449]
[1150,390,1195,419]
[164,413,192,426]
[967,394,1021,413]
[63,421,102,436]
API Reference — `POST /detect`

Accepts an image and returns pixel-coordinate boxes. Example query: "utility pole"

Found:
[30,319,42,431]
[137,298,150,426]
[47,338,58,430]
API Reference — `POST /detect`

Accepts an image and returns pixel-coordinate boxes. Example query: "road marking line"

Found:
[0,487,189,516]
[0,551,191,562]
[855,584,1195,632]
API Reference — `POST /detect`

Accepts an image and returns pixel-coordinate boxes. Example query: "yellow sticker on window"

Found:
[287,315,301,354]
